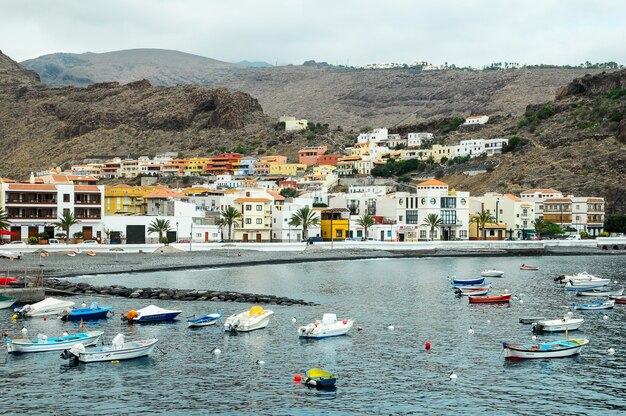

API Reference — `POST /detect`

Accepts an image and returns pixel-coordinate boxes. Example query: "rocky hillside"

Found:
[21,49,610,129]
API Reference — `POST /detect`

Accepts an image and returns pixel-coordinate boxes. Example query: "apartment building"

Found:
[298,146,328,165]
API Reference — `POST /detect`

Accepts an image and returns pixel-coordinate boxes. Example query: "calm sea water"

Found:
[2,255,626,415]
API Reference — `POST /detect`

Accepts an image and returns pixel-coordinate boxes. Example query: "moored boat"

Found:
[123,305,182,323]
[59,302,113,321]
[533,316,584,332]
[305,368,336,388]
[0,295,17,310]
[458,288,490,297]
[566,278,610,287]
[454,285,492,293]
[0,277,21,286]
[187,312,221,328]
[576,287,624,297]
[572,300,615,310]
[6,331,104,353]
[480,269,504,277]
[519,316,546,324]
[609,295,626,304]
[16,297,76,317]
[224,305,273,332]
[61,333,158,363]
[451,277,485,286]
[503,338,589,360]
[298,313,353,339]
[520,265,539,271]
[556,271,601,283]
[565,282,608,291]
[469,293,512,303]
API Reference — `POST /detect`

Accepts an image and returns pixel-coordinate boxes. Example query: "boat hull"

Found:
[135,312,181,323]
[0,296,17,310]
[224,310,274,332]
[504,339,588,360]
[66,307,113,321]
[7,331,103,353]
[187,313,221,328]
[77,339,158,362]
[520,266,539,270]
[469,294,512,303]
[573,300,615,310]
[481,270,504,277]
[534,318,584,332]
[298,321,353,339]
[609,295,626,304]
[577,287,624,297]
[452,277,485,286]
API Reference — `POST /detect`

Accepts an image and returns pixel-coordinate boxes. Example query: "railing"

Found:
[75,215,101,219]
[75,200,102,205]
[9,215,56,219]
[5,199,57,204]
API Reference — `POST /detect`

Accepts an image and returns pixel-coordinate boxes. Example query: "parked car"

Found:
[565,234,581,240]
[306,236,323,244]
[7,241,27,247]
[80,240,100,245]
[47,239,64,245]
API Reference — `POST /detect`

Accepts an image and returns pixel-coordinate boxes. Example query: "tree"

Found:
[219,206,243,242]
[604,214,626,234]
[357,214,376,239]
[54,211,79,242]
[147,218,172,244]
[0,208,9,231]
[471,209,496,240]
[534,218,563,238]
[279,187,300,199]
[289,207,320,240]
[422,213,442,241]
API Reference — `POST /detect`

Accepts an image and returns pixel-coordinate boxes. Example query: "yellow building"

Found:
[268,163,307,176]
[104,184,166,215]
[320,208,350,240]
[312,165,336,175]
[431,145,456,162]
[184,158,212,176]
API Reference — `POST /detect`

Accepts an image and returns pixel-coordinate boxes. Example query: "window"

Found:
[245,218,252,224]
[420,230,427,239]
[430,198,436,205]
[406,210,418,224]
[336,229,342,238]
[398,215,403,222]
[245,204,252,211]
[459,230,467,238]
[256,218,262,224]
[256,205,262,211]
[421,198,426,205]
[63,194,70,202]
[490,230,495,236]
[440,210,457,225]
[460,198,466,206]
[441,197,456,209]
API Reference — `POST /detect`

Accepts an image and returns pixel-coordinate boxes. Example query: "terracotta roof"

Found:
[586,198,604,202]
[521,188,561,194]
[267,191,285,201]
[143,189,189,199]
[8,184,56,191]
[74,185,101,192]
[1,178,16,182]
[466,115,486,119]
[504,193,522,202]
[234,198,272,202]
[416,179,448,187]
[543,198,572,203]
[338,156,361,161]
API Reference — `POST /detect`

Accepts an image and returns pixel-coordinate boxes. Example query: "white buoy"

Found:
[291,317,297,323]
[62,331,69,336]
[614,280,618,284]
[468,326,474,335]
[532,335,537,341]
[513,296,519,301]
[607,347,615,355]
[449,371,457,380]
[603,315,609,320]
[504,289,510,293]
[256,360,265,365]
[81,302,87,308]
[21,327,27,334]
[387,325,395,331]
[519,299,524,304]
[211,347,221,355]
[487,319,491,324]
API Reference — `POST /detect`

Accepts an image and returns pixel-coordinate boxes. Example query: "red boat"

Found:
[520,265,539,271]
[469,293,512,303]
[0,277,21,286]
[609,295,626,304]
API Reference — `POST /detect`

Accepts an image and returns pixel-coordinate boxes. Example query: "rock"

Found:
[158,293,170,300]
[210,297,219,301]
[197,296,207,301]
[129,292,141,298]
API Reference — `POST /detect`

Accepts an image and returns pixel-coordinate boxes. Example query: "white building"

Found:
[463,115,489,125]
[454,139,485,158]
[484,138,508,156]
[279,115,308,131]
[357,128,389,144]
[483,192,536,240]
[407,132,434,148]
[519,188,563,219]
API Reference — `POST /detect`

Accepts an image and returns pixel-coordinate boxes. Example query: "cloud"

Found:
[2,0,625,67]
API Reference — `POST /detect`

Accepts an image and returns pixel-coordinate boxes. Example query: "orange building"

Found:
[298,146,328,165]
[205,153,241,175]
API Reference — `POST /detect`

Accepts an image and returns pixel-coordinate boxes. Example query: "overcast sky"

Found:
[2,0,625,67]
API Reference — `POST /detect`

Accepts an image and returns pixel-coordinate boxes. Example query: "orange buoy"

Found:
[425,341,431,350]
[294,373,302,383]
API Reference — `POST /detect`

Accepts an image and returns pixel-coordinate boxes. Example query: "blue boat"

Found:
[123,305,182,323]
[305,368,336,388]
[187,312,222,328]
[451,277,485,286]
[61,302,113,321]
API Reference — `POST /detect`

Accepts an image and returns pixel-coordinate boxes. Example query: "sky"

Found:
[2,0,625,67]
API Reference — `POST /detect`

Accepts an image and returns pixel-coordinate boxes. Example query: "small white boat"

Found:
[0,295,17,310]
[565,280,609,291]
[567,278,610,287]
[187,313,221,328]
[533,316,584,332]
[123,305,182,323]
[61,334,159,363]
[455,285,492,293]
[503,338,589,359]
[298,314,353,339]
[480,269,504,277]
[572,300,615,310]
[6,331,103,353]
[224,305,273,332]
[576,287,624,297]
[17,297,76,317]
[558,272,606,284]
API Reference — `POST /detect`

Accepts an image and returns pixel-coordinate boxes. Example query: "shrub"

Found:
[161,236,169,244]
[503,136,527,153]
[610,111,624,122]
[579,231,589,239]
[537,105,556,120]
[28,236,38,245]
[599,231,610,237]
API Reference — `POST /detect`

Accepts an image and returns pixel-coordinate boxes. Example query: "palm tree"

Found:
[147,218,172,243]
[0,208,10,231]
[54,211,78,243]
[533,218,546,240]
[289,207,320,240]
[357,214,375,240]
[471,209,496,240]
[219,206,243,242]
[422,213,442,241]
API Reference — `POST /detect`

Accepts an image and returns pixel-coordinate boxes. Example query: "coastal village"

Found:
[0,115,606,245]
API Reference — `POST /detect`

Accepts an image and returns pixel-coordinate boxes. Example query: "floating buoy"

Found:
[62,332,69,336]
[43,315,47,321]
[256,360,265,365]
[449,371,457,380]
[21,327,27,334]
[2,331,8,337]
[291,317,297,323]
[468,326,474,335]
[607,347,615,355]
[512,296,519,301]
[486,319,491,324]
[425,341,431,350]
[12,314,17,320]
[294,373,302,383]
[519,299,524,304]
[532,335,537,341]
[81,302,87,308]
[387,325,395,331]
[111,360,120,364]
[519,292,524,297]
[357,326,363,331]
[211,347,221,355]
[603,315,609,320]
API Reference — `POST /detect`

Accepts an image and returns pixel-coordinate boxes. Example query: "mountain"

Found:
[21,48,610,129]
[237,60,273,68]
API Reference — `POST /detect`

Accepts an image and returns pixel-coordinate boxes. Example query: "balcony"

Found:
[5,198,57,205]
[75,199,102,205]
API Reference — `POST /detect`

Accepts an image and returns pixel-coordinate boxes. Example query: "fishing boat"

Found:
[16,297,76,317]
[451,277,485,286]
[6,331,104,353]
[577,287,624,297]
[458,288,490,297]
[0,295,17,310]
[59,302,113,321]
[519,316,546,324]
[60,334,158,363]
[503,338,589,360]
[609,295,626,304]
[565,281,608,291]
[298,313,353,339]
[532,316,584,332]
[187,312,221,328]
[0,277,21,286]
[519,265,539,271]
[572,300,615,310]
[566,278,610,287]
[454,285,492,293]
[123,305,182,323]
[224,305,273,332]
[304,368,337,388]
[556,271,601,283]
[469,293,512,303]
[480,269,504,277]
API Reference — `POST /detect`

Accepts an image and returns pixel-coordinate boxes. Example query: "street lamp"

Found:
[330,212,334,250]
[189,221,193,252]
[176,221,179,243]
[495,198,500,223]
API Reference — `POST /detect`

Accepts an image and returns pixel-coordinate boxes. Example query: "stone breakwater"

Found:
[45,279,317,306]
